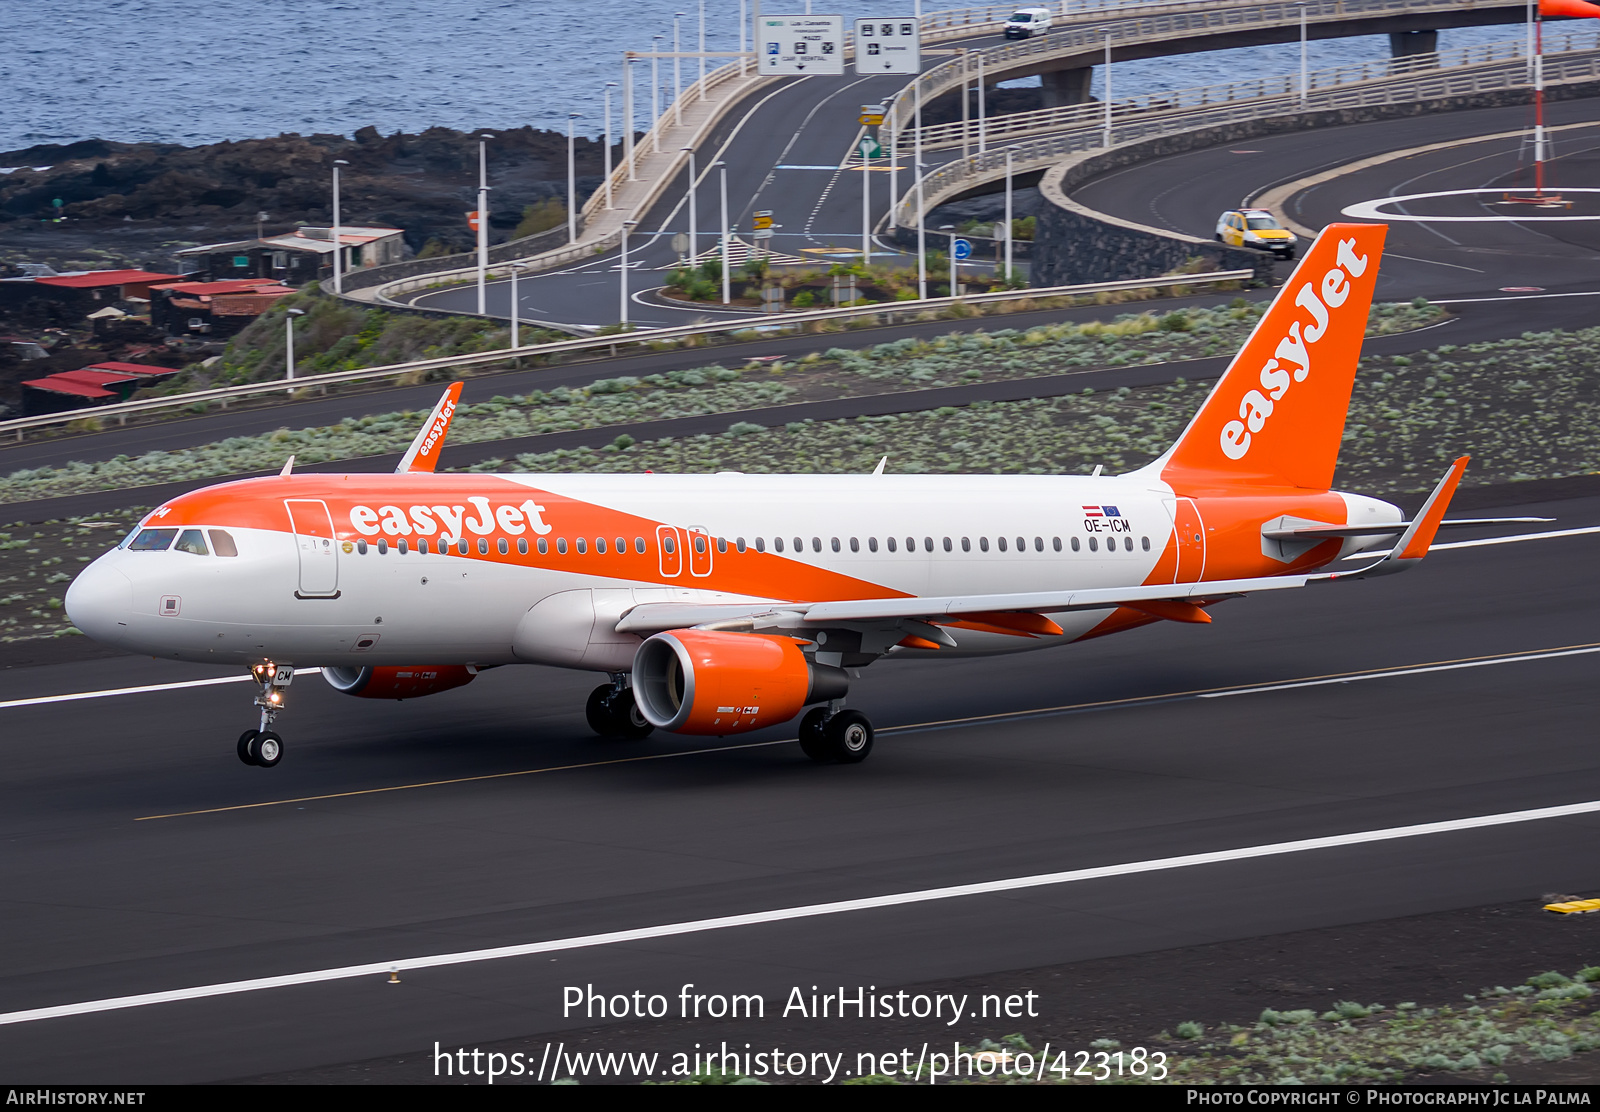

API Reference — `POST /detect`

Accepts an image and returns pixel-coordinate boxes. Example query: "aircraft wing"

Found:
[615,458,1471,640]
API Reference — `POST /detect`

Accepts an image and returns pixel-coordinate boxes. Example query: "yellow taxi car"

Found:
[1215,208,1297,259]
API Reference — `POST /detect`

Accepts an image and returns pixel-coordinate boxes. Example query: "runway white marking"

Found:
[0,669,322,712]
[1342,188,1600,222]
[1432,290,1600,305]
[6,797,1600,1027]
[1430,525,1600,551]
[1199,644,1600,699]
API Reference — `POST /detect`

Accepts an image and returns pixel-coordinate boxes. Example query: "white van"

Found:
[1004,6,1052,38]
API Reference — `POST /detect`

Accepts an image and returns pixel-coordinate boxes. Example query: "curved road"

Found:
[1073,96,1600,301]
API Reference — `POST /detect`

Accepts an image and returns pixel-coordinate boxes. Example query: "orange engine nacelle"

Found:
[322,665,477,700]
[632,629,847,735]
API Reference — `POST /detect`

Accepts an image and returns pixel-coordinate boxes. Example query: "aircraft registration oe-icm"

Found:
[64,223,1539,769]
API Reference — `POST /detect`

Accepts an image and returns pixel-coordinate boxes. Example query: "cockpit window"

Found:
[128,528,178,551]
[174,529,209,556]
[208,529,239,557]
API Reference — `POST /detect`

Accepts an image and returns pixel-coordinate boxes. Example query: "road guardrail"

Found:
[2,271,1250,442]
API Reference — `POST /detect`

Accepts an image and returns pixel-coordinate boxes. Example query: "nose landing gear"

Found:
[238,662,293,767]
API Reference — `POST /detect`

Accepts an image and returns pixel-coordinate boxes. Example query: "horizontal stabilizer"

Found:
[1262,516,1552,541]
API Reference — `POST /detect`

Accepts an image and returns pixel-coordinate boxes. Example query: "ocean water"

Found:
[0,0,1524,151]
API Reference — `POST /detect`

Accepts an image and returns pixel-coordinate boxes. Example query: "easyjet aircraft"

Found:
[65,224,1526,768]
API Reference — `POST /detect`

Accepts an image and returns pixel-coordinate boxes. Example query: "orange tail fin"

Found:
[1156,222,1387,492]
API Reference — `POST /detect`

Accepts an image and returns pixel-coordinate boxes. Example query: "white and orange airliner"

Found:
[64,224,1521,767]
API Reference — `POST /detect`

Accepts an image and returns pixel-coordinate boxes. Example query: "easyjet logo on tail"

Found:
[1161,222,1386,493]
[416,396,456,462]
[1219,237,1368,461]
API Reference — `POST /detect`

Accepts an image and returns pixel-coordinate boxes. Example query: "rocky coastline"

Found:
[0,125,611,276]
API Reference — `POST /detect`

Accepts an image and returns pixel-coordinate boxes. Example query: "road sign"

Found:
[854,16,920,75]
[752,228,776,240]
[672,233,690,255]
[759,15,844,76]
[859,103,885,126]
[953,238,972,260]
[466,210,481,233]
[752,210,774,230]
[858,136,883,159]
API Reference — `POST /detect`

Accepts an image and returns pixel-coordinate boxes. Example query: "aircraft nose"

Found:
[65,559,133,644]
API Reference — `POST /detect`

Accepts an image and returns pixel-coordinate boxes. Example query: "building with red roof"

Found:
[20,362,183,417]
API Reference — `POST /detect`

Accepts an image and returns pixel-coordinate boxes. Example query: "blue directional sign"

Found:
[953,238,972,260]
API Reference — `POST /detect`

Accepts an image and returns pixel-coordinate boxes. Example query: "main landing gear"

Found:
[798,704,874,765]
[238,662,294,767]
[586,676,654,740]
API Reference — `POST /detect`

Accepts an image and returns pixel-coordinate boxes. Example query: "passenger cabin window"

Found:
[208,529,238,557]
[129,528,178,551]
[173,529,208,556]
[774,537,785,552]
[1071,536,1080,552]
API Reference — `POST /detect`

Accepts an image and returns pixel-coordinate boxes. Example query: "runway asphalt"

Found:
[2,494,1599,1081]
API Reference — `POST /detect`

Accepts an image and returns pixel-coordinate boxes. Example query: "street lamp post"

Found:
[739,0,747,76]
[651,36,663,153]
[624,55,637,181]
[977,53,987,154]
[1103,31,1113,148]
[603,84,617,210]
[477,133,494,315]
[1299,3,1309,105]
[915,81,927,300]
[567,112,580,244]
[716,160,731,304]
[285,308,304,391]
[674,13,685,127]
[683,146,698,267]
[941,224,956,296]
[698,0,707,100]
[620,219,639,326]
[861,137,871,269]
[959,48,969,160]
[331,159,348,294]
[510,262,528,350]
[1004,146,1016,283]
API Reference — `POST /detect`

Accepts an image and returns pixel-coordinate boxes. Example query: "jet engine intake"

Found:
[322,665,477,700]
[632,629,847,734]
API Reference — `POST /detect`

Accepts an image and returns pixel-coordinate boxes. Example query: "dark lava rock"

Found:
[0,125,616,267]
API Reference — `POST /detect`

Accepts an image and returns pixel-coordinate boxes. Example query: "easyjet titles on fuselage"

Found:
[348,497,553,542]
